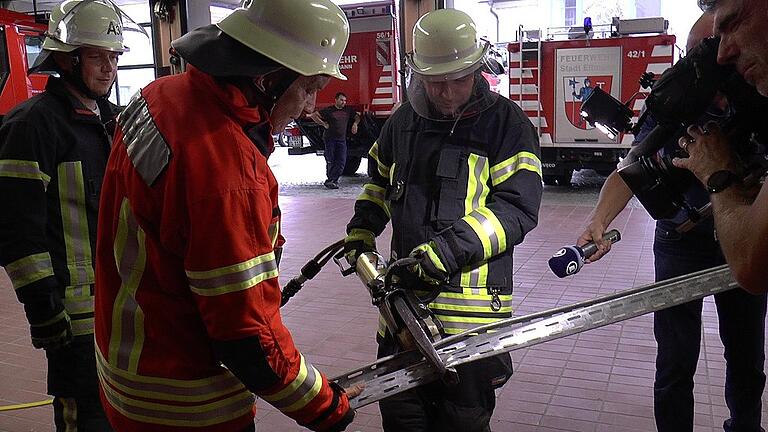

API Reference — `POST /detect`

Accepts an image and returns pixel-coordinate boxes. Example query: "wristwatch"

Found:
[706,170,740,193]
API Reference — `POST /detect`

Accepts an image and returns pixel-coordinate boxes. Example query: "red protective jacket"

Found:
[95,66,351,431]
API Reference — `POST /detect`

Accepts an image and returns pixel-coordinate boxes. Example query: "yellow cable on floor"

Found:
[0,399,53,411]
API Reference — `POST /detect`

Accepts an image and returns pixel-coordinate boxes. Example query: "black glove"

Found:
[343,228,376,266]
[24,297,72,351]
[408,242,449,285]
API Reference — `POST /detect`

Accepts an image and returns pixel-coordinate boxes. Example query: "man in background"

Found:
[310,92,361,189]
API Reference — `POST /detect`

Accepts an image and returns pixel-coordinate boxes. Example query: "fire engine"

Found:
[0,8,48,117]
[290,0,400,176]
[507,17,676,185]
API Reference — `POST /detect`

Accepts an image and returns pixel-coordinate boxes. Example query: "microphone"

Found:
[548,229,621,278]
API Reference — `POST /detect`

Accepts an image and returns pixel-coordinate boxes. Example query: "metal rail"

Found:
[333,265,736,409]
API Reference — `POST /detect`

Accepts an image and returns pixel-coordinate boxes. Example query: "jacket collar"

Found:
[185,66,275,156]
[45,76,119,124]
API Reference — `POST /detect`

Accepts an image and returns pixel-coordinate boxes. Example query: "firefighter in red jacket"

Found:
[94,1,359,430]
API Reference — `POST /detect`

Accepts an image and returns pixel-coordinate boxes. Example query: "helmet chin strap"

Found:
[61,53,112,101]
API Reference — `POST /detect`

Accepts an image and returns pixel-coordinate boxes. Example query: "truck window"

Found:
[24,35,44,70]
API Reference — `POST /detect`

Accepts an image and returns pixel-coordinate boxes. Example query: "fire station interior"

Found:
[0,0,765,431]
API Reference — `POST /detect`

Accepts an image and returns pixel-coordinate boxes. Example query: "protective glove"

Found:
[24,298,73,351]
[408,242,449,285]
[343,228,377,266]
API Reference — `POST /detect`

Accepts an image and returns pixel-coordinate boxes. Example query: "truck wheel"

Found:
[342,155,363,176]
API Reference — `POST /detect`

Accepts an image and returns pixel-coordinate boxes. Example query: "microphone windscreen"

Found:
[548,246,584,278]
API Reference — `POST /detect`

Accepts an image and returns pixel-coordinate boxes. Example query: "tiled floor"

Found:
[0,194,766,431]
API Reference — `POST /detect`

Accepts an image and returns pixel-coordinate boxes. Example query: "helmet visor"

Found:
[406,57,500,121]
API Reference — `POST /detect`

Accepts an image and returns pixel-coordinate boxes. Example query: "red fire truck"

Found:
[0,8,48,117]
[291,0,400,175]
[507,17,676,185]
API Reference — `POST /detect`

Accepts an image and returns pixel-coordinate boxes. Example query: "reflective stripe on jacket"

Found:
[350,98,543,335]
[0,77,117,336]
[95,66,348,431]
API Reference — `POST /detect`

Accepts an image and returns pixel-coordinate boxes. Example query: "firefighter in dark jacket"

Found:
[0,0,135,430]
[344,9,543,432]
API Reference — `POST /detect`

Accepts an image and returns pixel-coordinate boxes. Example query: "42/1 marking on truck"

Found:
[626,50,646,58]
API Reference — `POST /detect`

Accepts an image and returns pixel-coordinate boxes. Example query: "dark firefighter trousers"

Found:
[377,335,513,432]
[47,335,112,431]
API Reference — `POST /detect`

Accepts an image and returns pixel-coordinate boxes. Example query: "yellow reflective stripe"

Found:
[490,151,543,185]
[357,183,391,218]
[464,154,490,216]
[460,262,489,287]
[389,163,397,185]
[109,199,147,373]
[58,162,95,286]
[96,348,248,403]
[99,376,254,427]
[413,242,447,273]
[430,296,512,314]
[368,141,390,178]
[4,252,54,290]
[60,397,77,432]
[63,292,94,314]
[462,207,506,260]
[268,220,280,247]
[186,252,279,297]
[377,314,387,338]
[71,317,94,336]
[31,310,67,327]
[262,355,323,413]
[0,159,51,189]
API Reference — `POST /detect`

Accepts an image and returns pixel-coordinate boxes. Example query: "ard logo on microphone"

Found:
[566,261,579,275]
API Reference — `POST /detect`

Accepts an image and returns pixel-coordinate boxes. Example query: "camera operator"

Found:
[673,0,768,295]
[577,12,767,432]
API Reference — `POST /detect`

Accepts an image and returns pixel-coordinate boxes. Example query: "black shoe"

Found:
[324,180,339,189]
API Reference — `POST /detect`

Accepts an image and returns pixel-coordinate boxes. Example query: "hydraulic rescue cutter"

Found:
[280,241,738,410]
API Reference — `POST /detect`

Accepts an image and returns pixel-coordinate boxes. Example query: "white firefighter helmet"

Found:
[406,9,490,81]
[30,0,146,73]
[216,0,350,80]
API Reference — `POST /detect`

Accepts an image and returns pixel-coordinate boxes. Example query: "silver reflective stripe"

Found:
[186,252,279,296]
[58,162,95,286]
[63,295,94,314]
[469,268,481,291]
[120,93,170,186]
[110,199,147,373]
[470,156,488,212]
[262,355,322,413]
[0,160,51,190]
[431,294,512,310]
[4,252,54,290]
[71,317,94,336]
[490,152,542,185]
[97,348,247,402]
[468,210,500,256]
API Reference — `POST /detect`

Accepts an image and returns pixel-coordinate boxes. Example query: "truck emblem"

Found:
[563,75,612,130]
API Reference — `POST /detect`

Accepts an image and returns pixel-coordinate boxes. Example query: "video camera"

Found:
[580,36,768,227]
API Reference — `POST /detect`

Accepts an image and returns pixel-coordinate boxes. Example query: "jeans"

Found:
[324,137,347,182]
[653,222,766,432]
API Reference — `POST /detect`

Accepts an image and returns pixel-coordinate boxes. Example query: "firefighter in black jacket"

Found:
[344,9,543,432]
[0,1,135,429]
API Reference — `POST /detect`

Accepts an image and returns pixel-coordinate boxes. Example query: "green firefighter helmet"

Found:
[216,0,350,80]
[406,8,490,80]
